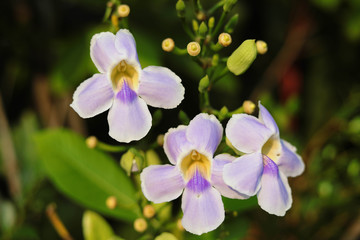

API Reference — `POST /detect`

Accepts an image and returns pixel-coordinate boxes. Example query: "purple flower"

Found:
[223,102,305,216]
[140,114,246,235]
[70,29,184,143]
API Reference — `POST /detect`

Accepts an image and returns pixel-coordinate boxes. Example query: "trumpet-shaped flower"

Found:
[223,102,305,216]
[70,29,185,143]
[141,114,246,235]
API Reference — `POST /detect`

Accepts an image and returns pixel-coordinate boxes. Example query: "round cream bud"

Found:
[106,196,117,209]
[85,136,97,149]
[161,38,175,52]
[177,219,184,231]
[117,4,130,18]
[134,218,147,232]
[187,42,201,56]
[243,100,256,114]
[143,205,156,218]
[218,33,232,47]
[156,134,165,146]
[256,40,268,55]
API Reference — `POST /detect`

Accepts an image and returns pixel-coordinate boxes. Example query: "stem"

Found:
[172,46,188,55]
[181,18,195,39]
[207,0,225,15]
[46,203,73,240]
[212,11,227,38]
[96,141,128,152]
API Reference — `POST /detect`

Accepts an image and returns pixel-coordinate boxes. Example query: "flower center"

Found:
[180,150,211,182]
[110,60,139,92]
[261,136,281,162]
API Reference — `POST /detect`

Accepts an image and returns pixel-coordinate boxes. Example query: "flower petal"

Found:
[114,29,140,66]
[107,84,151,143]
[181,187,224,235]
[70,74,114,118]
[141,165,185,203]
[138,66,184,109]
[226,114,273,153]
[211,154,248,199]
[164,125,193,164]
[257,155,292,216]
[186,113,223,155]
[258,102,279,136]
[90,32,120,73]
[223,151,263,196]
[277,140,305,177]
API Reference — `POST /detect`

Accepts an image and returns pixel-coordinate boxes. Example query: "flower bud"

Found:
[199,21,208,37]
[208,17,215,29]
[134,218,147,232]
[187,42,201,56]
[256,40,268,55]
[161,38,175,52]
[223,0,238,12]
[156,134,164,146]
[198,75,209,93]
[243,100,256,114]
[85,136,97,149]
[177,219,184,231]
[176,0,185,17]
[111,14,118,28]
[218,33,232,47]
[212,54,219,66]
[117,4,130,18]
[106,196,117,209]
[192,20,199,33]
[219,106,229,120]
[143,205,156,218]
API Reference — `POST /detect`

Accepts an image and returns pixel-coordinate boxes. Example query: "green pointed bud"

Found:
[154,202,172,222]
[178,110,190,125]
[155,232,178,240]
[192,20,199,33]
[145,149,161,166]
[224,14,239,34]
[198,75,210,93]
[212,54,219,66]
[219,106,229,120]
[83,211,115,240]
[199,21,208,37]
[208,17,215,29]
[176,0,186,17]
[223,0,238,12]
[120,148,144,175]
[227,39,257,75]
[152,109,162,126]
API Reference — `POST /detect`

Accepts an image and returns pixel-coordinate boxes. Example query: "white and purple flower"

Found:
[70,29,185,143]
[140,114,246,235]
[223,102,305,216]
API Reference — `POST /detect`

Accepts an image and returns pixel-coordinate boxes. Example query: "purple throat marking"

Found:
[117,81,137,103]
[186,169,211,194]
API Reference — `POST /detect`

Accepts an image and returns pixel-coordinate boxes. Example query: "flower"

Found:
[70,29,185,143]
[140,114,246,235]
[223,102,305,216]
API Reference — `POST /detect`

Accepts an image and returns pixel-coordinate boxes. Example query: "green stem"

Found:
[212,11,227,38]
[181,18,195,39]
[172,46,188,55]
[96,141,128,152]
[207,0,225,15]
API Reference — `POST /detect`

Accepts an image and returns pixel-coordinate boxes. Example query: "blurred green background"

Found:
[1,0,360,239]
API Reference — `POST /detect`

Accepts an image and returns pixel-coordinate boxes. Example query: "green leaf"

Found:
[35,129,141,221]
[83,210,116,240]
[227,39,257,75]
